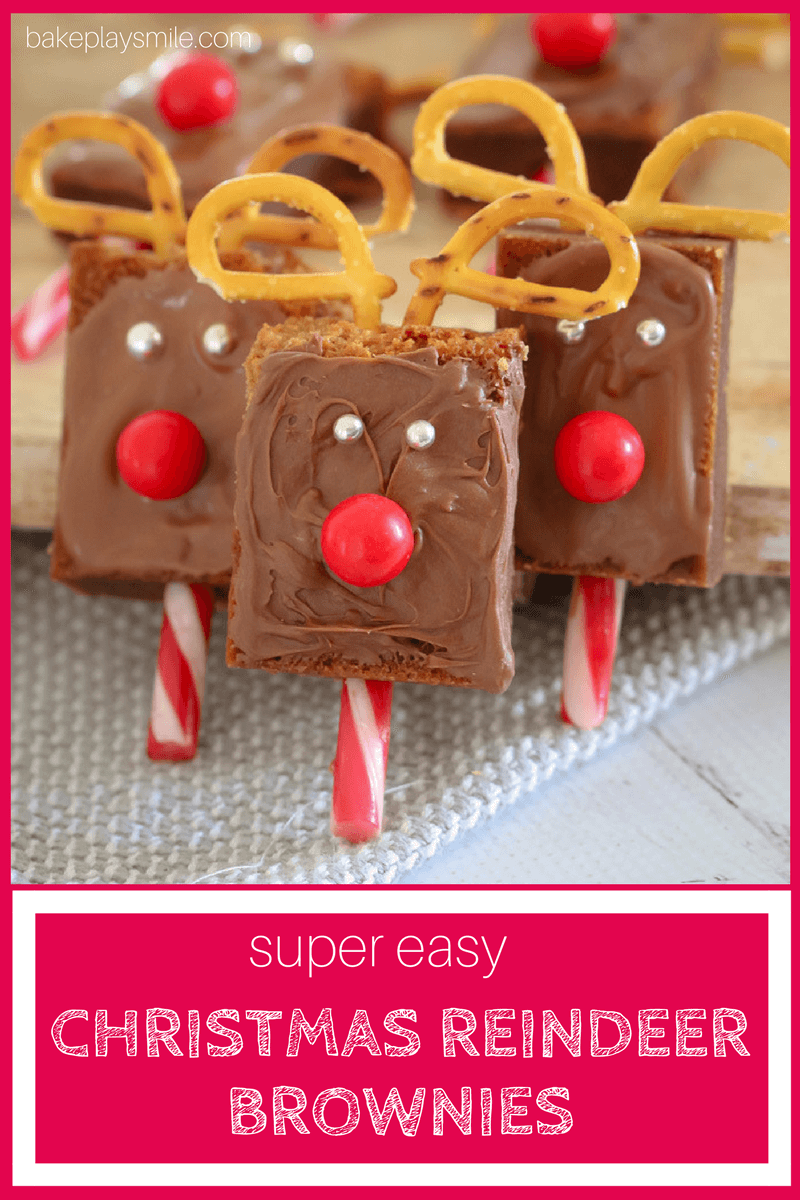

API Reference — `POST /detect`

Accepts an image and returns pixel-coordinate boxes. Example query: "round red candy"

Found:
[531,14,617,70]
[554,411,644,504]
[116,410,206,500]
[321,494,415,588]
[155,54,238,132]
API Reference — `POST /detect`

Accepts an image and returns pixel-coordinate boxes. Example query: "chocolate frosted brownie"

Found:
[447,13,720,203]
[497,228,735,587]
[51,241,331,602]
[49,37,389,215]
[227,317,527,693]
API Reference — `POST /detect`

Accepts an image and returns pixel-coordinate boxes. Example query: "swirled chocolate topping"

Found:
[227,318,526,693]
[497,233,734,587]
[51,242,332,601]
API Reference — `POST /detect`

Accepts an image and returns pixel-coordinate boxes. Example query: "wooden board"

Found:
[10,14,789,532]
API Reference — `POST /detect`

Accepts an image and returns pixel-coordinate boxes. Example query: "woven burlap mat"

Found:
[11,533,789,885]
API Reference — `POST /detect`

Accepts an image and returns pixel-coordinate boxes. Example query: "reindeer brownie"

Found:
[15,112,414,760]
[412,78,790,730]
[186,158,639,836]
[497,111,790,589]
[49,37,390,214]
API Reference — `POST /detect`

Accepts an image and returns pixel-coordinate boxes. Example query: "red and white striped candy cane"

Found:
[11,264,70,361]
[147,582,215,761]
[331,679,393,842]
[561,575,626,729]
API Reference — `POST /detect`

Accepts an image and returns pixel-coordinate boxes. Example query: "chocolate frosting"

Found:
[50,41,386,213]
[52,248,307,600]
[506,240,727,586]
[228,343,525,693]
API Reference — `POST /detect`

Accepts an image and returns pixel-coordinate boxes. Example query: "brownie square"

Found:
[51,241,327,601]
[497,228,735,587]
[227,318,527,693]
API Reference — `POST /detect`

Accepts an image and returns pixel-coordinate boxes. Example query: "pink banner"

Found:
[35,911,767,1166]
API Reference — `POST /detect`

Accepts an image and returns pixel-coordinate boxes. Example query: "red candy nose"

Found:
[554,411,644,504]
[321,494,415,588]
[155,53,238,131]
[116,410,206,500]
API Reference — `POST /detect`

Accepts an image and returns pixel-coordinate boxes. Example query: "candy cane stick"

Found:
[331,680,393,842]
[147,582,215,761]
[11,264,70,361]
[561,576,626,729]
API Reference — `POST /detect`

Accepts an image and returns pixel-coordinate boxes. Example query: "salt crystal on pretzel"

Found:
[217,124,415,254]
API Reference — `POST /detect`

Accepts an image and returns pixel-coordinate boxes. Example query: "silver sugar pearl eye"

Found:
[406,420,436,450]
[126,322,163,360]
[202,323,234,356]
[277,37,314,65]
[333,414,364,443]
[636,318,666,347]
[556,319,586,345]
[228,26,262,54]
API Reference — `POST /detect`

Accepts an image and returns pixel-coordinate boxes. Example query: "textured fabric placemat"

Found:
[11,534,789,885]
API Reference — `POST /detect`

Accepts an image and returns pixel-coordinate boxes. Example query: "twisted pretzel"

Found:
[610,112,790,240]
[14,112,186,256]
[411,75,591,204]
[187,173,396,330]
[405,187,640,326]
[217,125,415,254]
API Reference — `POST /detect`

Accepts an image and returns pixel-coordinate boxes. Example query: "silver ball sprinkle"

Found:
[202,323,234,356]
[333,414,364,443]
[277,37,314,66]
[406,420,436,450]
[126,321,163,360]
[556,319,586,344]
[636,318,666,347]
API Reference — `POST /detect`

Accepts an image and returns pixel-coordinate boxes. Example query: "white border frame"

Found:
[12,889,791,1187]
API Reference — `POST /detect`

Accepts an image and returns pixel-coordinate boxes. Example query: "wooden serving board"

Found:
[10,14,789,549]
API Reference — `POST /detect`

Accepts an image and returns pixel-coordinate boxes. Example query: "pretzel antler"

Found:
[405,187,640,326]
[187,174,396,329]
[411,75,592,205]
[218,125,415,254]
[609,111,790,240]
[14,112,186,256]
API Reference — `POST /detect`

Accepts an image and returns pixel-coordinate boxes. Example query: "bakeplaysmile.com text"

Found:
[25,27,255,55]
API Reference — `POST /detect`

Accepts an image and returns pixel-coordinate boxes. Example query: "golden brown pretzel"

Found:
[14,111,186,256]
[609,112,790,240]
[217,124,415,253]
[405,187,641,326]
[411,75,591,204]
[187,173,396,330]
